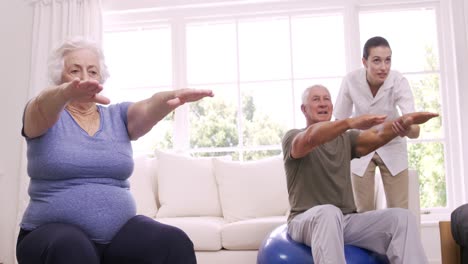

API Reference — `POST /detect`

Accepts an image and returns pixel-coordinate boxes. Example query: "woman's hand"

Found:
[61,78,110,105]
[166,89,214,108]
[392,112,438,137]
[392,119,411,137]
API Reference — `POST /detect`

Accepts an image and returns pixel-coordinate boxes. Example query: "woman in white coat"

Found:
[334,36,420,213]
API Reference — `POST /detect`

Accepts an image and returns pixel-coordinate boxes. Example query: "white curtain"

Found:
[15,0,103,260]
[28,0,103,96]
[465,0,468,47]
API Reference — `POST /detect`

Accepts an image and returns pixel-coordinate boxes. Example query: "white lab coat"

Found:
[334,68,416,176]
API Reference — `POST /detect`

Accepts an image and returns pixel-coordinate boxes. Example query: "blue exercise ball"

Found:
[257,224,389,264]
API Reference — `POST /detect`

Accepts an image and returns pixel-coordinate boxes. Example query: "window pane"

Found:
[238,17,291,81]
[408,141,446,208]
[133,116,174,154]
[359,9,440,72]
[240,81,292,148]
[107,87,161,104]
[187,21,238,84]
[103,27,173,155]
[291,14,346,78]
[243,149,282,161]
[189,84,239,149]
[103,27,172,94]
[406,73,443,139]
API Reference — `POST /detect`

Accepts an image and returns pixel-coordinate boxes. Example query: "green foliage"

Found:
[408,142,446,208]
[243,93,256,121]
[242,112,286,160]
[187,92,285,160]
[150,111,175,150]
[190,98,239,148]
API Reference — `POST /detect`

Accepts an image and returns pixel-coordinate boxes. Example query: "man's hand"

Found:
[347,114,387,130]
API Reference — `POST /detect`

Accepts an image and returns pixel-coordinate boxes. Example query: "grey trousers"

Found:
[287,205,427,264]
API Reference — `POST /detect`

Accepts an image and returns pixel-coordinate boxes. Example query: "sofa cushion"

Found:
[221,216,287,250]
[213,156,289,223]
[156,217,225,251]
[155,150,222,217]
[129,154,158,217]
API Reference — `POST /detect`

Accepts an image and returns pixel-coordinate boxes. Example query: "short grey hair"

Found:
[48,36,110,85]
[301,84,328,104]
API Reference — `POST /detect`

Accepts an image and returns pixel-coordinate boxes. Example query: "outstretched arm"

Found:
[23,79,110,138]
[126,88,214,140]
[290,114,387,159]
[354,112,438,157]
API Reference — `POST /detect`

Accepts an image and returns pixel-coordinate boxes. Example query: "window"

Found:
[102,1,456,216]
[183,14,345,160]
[103,26,174,153]
[103,11,346,159]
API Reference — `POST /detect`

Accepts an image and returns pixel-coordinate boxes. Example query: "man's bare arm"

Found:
[291,115,387,159]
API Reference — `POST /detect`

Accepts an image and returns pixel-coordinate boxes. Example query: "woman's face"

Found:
[362,46,392,88]
[61,48,101,83]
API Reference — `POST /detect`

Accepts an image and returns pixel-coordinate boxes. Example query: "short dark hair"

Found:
[362,36,391,60]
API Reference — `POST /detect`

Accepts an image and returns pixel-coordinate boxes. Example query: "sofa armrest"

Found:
[439,221,461,264]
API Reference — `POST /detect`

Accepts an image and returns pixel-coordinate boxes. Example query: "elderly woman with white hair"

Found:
[16,37,213,264]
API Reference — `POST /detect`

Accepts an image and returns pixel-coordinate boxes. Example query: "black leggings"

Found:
[16,215,197,264]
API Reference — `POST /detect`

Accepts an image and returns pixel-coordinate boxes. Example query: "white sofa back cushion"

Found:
[213,156,289,223]
[155,150,223,217]
[129,154,158,217]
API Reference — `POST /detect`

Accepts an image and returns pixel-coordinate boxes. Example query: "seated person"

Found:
[282,84,438,264]
[16,37,214,264]
[451,203,468,263]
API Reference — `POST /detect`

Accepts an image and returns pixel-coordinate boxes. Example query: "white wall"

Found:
[0,1,33,264]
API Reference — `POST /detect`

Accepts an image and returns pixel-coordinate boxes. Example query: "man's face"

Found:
[362,46,392,88]
[301,86,333,125]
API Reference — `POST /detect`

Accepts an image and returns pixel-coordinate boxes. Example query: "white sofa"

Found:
[128,151,290,264]
[128,150,421,264]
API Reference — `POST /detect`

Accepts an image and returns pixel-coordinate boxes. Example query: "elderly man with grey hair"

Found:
[281,84,438,264]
